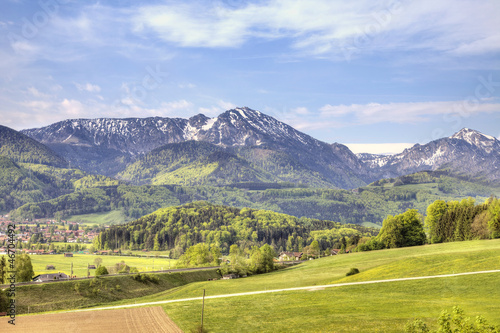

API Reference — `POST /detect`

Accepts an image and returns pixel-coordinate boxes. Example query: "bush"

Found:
[132,273,159,284]
[95,265,109,276]
[346,268,360,276]
[405,306,500,333]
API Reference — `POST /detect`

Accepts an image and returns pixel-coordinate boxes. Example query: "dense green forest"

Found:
[10,185,180,221]
[0,158,86,212]
[93,202,378,255]
[0,125,67,167]
[117,141,340,188]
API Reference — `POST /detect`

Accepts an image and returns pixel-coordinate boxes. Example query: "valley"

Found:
[1,108,500,332]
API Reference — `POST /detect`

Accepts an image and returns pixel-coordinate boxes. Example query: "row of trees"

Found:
[178,243,276,276]
[357,197,500,252]
[425,197,500,243]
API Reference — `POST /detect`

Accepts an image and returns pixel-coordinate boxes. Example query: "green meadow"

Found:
[30,254,177,278]
[67,210,133,226]
[100,239,500,332]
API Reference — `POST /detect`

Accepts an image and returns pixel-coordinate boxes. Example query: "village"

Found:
[0,215,102,255]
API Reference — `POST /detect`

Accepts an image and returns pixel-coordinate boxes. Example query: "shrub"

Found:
[405,306,500,333]
[132,273,159,284]
[346,268,360,276]
[95,265,109,276]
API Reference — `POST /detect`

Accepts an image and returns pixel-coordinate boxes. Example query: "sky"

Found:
[0,0,499,154]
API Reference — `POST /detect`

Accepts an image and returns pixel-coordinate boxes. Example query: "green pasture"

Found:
[67,210,133,226]
[162,273,500,332]
[100,239,500,332]
[30,254,178,278]
[49,242,90,249]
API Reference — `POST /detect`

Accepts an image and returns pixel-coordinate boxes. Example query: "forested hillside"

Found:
[117,141,277,186]
[10,185,180,220]
[0,125,67,167]
[0,157,86,212]
[93,202,378,254]
[9,171,500,225]
[117,140,341,187]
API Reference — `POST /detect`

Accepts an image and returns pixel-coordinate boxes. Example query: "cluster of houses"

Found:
[0,216,99,246]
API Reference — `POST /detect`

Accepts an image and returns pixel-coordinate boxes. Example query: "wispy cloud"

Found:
[132,0,500,59]
[320,100,500,125]
[75,82,101,93]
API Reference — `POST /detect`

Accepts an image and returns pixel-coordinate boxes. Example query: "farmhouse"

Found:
[278,251,303,261]
[33,272,69,282]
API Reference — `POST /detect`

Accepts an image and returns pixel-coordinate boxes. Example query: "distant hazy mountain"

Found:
[359,128,500,181]
[22,107,369,188]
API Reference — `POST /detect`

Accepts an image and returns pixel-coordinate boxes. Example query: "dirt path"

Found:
[69,269,500,311]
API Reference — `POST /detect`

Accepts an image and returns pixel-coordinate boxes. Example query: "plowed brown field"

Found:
[1,306,183,332]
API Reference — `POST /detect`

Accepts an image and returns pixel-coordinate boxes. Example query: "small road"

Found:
[69,269,500,313]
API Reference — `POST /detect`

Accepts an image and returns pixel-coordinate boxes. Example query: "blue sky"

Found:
[1,0,499,154]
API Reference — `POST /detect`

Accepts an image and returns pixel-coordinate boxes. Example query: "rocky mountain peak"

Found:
[450,128,499,154]
[188,114,210,127]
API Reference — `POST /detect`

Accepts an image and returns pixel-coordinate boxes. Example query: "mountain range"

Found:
[359,128,500,182]
[4,107,499,189]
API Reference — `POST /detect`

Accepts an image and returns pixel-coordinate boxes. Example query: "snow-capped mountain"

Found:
[449,128,500,154]
[21,107,368,188]
[359,128,500,181]
[23,107,321,154]
[21,109,500,186]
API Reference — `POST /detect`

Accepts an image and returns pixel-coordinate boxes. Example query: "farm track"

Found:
[69,269,500,312]
[2,306,183,333]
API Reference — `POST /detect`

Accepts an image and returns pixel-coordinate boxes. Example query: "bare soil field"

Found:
[1,306,182,333]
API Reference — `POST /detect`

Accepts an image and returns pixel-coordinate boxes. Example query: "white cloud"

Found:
[132,0,500,58]
[76,82,101,93]
[217,100,237,110]
[344,143,414,155]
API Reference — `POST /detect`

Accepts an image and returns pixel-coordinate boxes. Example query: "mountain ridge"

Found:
[19,110,500,187]
[21,107,369,188]
[358,128,500,181]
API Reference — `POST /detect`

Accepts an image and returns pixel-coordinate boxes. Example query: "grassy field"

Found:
[11,269,219,314]
[30,254,178,278]
[67,210,133,226]
[99,239,500,332]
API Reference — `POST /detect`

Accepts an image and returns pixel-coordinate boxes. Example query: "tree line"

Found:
[357,197,500,252]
